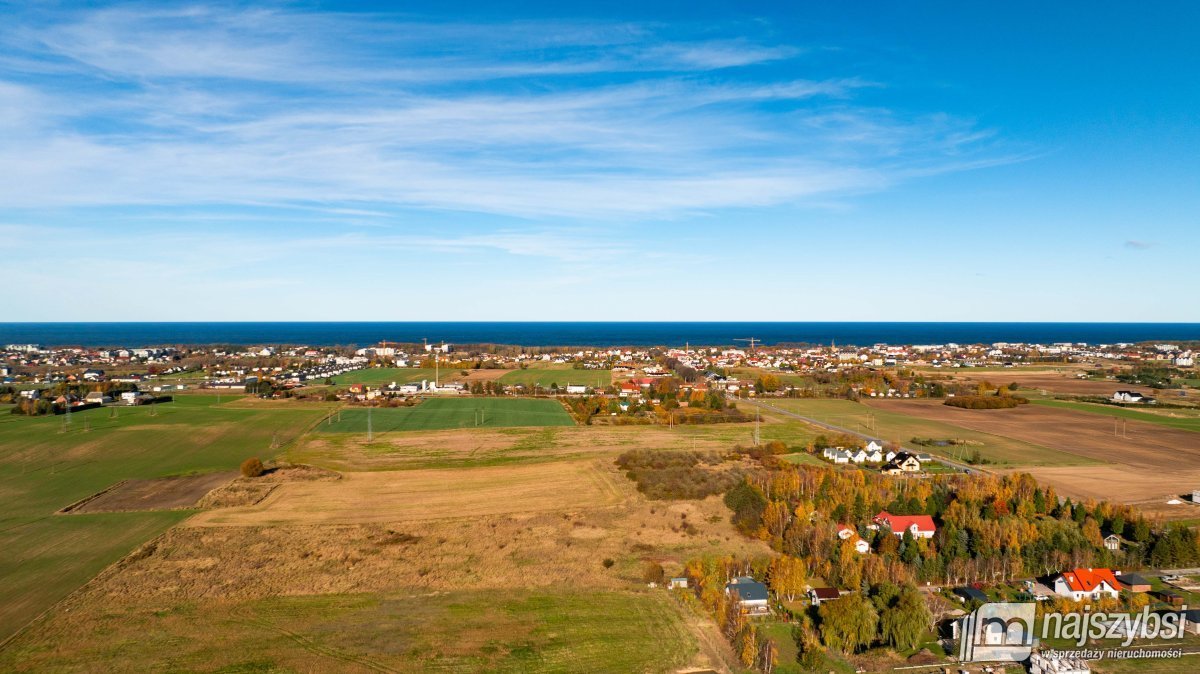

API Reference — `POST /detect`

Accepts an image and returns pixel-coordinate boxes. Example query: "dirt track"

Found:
[186,461,625,527]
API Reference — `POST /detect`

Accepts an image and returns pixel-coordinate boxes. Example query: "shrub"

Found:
[944,395,1027,410]
[602,558,615,568]
[642,561,665,584]
[240,457,265,477]
[615,449,746,500]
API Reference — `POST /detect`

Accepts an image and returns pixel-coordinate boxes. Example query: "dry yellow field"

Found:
[287,418,798,471]
[187,460,626,527]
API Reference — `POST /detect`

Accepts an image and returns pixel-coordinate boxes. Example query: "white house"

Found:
[1052,568,1121,601]
[873,511,936,539]
[1113,390,1154,404]
[882,453,922,474]
[846,534,870,554]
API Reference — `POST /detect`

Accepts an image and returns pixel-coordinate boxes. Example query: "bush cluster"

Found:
[615,449,745,500]
[240,457,265,477]
[944,395,1028,409]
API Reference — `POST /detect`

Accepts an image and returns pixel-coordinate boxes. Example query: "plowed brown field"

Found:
[866,399,1200,509]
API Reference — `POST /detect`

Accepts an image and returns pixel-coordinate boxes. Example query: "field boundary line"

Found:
[56,479,129,514]
[0,526,178,654]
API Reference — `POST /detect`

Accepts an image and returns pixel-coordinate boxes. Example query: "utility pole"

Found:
[367,407,373,442]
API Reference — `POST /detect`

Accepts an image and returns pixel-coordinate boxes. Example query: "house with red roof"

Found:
[1052,567,1121,601]
[872,511,936,539]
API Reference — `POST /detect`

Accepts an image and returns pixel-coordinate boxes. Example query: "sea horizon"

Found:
[2,321,1198,348]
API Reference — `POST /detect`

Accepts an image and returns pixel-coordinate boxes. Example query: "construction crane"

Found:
[733,337,760,352]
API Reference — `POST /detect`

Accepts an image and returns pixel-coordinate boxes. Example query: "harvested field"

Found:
[867,399,1200,507]
[62,471,238,513]
[1032,399,1200,433]
[763,398,1084,466]
[186,460,625,527]
[955,370,1197,399]
[999,465,1200,505]
[865,399,1200,470]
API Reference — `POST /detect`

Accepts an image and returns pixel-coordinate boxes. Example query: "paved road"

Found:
[742,398,990,475]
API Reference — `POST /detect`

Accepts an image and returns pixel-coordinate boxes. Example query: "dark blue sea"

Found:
[0,323,1197,348]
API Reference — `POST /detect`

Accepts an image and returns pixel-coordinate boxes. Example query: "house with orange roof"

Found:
[872,511,936,539]
[1052,567,1121,601]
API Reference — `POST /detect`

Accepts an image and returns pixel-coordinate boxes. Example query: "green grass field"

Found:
[316,397,575,433]
[498,367,612,389]
[0,589,695,672]
[1032,399,1200,433]
[0,396,328,642]
[320,367,444,386]
[759,398,1095,467]
[779,451,830,467]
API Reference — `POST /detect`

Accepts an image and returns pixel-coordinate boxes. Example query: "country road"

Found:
[742,398,991,475]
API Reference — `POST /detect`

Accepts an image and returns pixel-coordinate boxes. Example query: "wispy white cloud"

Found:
[0,5,1013,222]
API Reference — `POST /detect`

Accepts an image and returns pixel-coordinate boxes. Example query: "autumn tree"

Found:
[818,593,878,653]
[240,457,265,477]
[768,555,807,602]
[880,584,932,651]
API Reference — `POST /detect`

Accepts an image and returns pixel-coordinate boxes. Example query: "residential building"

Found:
[808,587,841,606]
[873,511,936,538]
[1052,567,1121,601]
[725,576,770,615]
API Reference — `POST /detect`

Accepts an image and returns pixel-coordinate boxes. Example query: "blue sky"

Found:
[1,1,1197,321]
